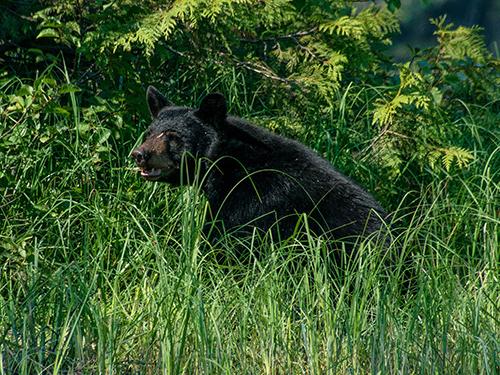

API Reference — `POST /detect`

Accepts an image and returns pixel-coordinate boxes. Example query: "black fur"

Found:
[132,86,388,245]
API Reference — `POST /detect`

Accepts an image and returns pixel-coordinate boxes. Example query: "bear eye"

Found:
[164,132,181,149]
[164,131,179,139]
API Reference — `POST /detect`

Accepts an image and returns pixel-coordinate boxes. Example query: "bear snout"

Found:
[131,148,150,167]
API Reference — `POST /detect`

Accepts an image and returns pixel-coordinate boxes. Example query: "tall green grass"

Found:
[0,74,498,374]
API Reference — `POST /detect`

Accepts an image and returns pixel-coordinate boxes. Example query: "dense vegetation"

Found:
[1,1,498,373]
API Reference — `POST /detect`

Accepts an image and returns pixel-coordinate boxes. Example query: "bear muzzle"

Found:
[131,147,177,181]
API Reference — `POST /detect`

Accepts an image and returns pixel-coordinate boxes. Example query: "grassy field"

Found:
[0,74,498,374]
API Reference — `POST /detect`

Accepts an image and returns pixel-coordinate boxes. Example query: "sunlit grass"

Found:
[0,75,498,374]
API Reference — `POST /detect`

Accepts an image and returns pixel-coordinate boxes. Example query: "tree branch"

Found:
[234,60,297,86]
[238,27,318,44]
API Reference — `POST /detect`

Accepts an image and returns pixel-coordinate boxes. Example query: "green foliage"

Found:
[370,18,498,179]
[428,146,475,172]
[4,1,491,190]
[0,1,499,373]
[10,1,401,103]
[431,16,491,64]
[0,67,126,209]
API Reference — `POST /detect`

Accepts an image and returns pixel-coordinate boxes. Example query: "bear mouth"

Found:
[139,168,165,181]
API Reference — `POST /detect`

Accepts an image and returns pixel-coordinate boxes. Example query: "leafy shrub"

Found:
[371,17,498,180]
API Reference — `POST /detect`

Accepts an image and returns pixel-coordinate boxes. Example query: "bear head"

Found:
[131,86,226,185]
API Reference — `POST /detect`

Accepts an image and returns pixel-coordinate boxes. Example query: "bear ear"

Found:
[196,93,227,124]
[147,85,171,118]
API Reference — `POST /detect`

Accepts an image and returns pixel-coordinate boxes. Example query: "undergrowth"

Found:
[0,68,498,373]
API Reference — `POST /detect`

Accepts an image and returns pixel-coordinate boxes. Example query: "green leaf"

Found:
[97,129,111,144]
[77,122,90,135]
[96,145,110,153]
[36,28,59,39]
[15,85,34,97]
[431,87,443,106]
[51,106,71,116]
[59,84,81,94]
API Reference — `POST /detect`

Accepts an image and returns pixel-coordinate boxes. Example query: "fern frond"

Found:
[319,17,365,40]
[428,147,474,171]
[432,17,490,63]
[357,6,399,38]
[372,93,430,126]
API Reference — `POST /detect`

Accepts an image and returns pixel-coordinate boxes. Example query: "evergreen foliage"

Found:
[370,16,498,180]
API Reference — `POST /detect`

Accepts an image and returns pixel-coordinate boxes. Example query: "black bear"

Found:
[132,86,388,246]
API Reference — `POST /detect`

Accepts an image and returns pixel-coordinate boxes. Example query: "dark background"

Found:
[391,0,500,58]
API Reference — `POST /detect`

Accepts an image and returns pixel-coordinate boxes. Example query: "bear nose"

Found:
[131,149,149,166]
